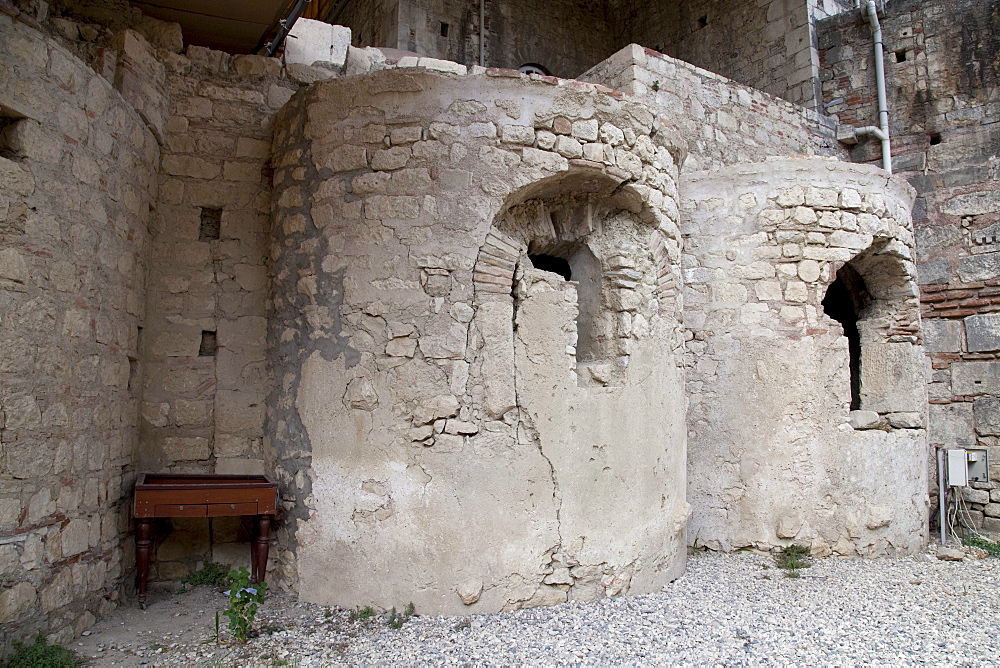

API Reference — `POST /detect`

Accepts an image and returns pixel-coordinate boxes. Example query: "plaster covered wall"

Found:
[0,11,157,643]
[682,157,928,555]
[268,66,689,614]
[818,0,1000,523]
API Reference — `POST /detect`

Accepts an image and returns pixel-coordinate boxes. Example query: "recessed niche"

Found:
[440,22,449,37]
[199,208,222,241]
[199,330,218,357]
[894,50,907,63]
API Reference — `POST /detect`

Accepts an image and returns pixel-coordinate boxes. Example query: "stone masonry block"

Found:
[285,19,351,69]
[923,319,962,353]
[966,313,1000,352]
[974,397,1000,436]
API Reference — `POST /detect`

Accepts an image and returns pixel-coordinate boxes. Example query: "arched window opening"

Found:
[822,263,872,411]
[528,253,571,280]
[518,63,550,76]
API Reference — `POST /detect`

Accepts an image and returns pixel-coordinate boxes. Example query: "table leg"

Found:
[136,518,153,609]
[251,514,272,585]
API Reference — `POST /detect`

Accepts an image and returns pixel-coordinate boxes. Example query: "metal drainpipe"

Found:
[479,0,485,67]
[854,0,892,173]
[264,0,311,58]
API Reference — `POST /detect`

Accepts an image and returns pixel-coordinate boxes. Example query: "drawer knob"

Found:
[179,506,184,510]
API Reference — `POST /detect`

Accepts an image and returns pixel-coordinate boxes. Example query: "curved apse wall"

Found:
[268,67,689,614]
[681,158,927,557]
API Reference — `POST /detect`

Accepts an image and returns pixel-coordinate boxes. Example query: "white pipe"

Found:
[865,0,892,173]
[938,448,947,544]
[479,0,485,67]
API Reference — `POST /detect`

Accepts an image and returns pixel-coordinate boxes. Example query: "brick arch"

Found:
[472,170,679,314]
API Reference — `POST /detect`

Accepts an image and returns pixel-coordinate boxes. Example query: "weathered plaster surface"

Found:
[269,68,689,614]
[682,158,928,556]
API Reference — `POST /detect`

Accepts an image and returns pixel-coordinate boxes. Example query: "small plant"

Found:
[387,602,416,629]
[2,634,79,668]
[183,562,232,588]
[223,567,267,643]
[349,605,375,622]
[775,544,812,577]
[651,80,660,92]
[965,534,1000,557]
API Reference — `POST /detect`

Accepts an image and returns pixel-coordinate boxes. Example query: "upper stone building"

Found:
[0,0,996,646]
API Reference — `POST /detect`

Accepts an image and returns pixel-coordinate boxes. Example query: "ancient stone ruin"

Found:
[1,0,997,645]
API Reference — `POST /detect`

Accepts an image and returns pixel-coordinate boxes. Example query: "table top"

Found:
[136,473,277,489]
[134,473,278,518]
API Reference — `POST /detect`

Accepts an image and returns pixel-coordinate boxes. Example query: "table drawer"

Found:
[154,504,206,517]
[208,502,258,517]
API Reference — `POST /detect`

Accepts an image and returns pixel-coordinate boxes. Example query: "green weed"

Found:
[2,634,79,668]
[775,544,812,576]
[182,562,231,588]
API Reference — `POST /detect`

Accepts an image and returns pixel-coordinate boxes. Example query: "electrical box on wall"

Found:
[946,448,990,487]
[966,448,990,483]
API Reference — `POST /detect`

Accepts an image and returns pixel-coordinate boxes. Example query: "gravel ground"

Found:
[75,547,1000,666]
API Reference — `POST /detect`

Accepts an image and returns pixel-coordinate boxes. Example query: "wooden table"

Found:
[133,473,278,607]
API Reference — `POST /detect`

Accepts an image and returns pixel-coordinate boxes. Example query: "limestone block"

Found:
[928,403,975,446]
[216,458,265,475]
[164,436,211,461]
[572,119,599,142]
[0,582,37,623]
[985,503,1000,519]
[416,57,467,75]
[285,19,350,69]
[961,486,989,504]
[860,343,925,414]
[315,145,367,173]
[555,136,583,159]
[61,518,90,557]
[849,410,880,429]
[952,361,1000,395]
[371,147,411,171]
[457,579,482,605]
[923,320,962,353]
[887,412,922,429]
[974,397,1000,436]
[500,124,535,145]
[957,253,1000,283]
[0,157,35,198]
[965,313,1000,352]
[345,377,378,410]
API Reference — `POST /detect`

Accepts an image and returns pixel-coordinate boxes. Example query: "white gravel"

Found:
[79,549,1000,666]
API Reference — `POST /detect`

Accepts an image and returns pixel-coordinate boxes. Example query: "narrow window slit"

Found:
[199,331,218,357]
[199,208,222,241]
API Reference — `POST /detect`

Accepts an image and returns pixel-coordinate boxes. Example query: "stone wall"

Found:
[137,36,298,585]
[269,66,690,614]
[579,44,845,172]
[613,0,820,107]
[817,0,1000,519]
[340,0,619,78]
[0,9,157,644]
[681,157,928,555]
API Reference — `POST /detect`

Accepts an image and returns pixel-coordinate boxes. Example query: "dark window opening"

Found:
[894,50,907,63]
[199,207,222,241]
[822,265,871,411]
[529,254,571,280]
[929,133,942,146]
[440,22,449,37]
[199,330,218,357]
[518,63,550,76]
[698,15,708,28]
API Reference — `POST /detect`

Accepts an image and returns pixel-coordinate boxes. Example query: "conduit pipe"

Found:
[854,0,892,173]
[938,448,947,544]
[479,0,485,67]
